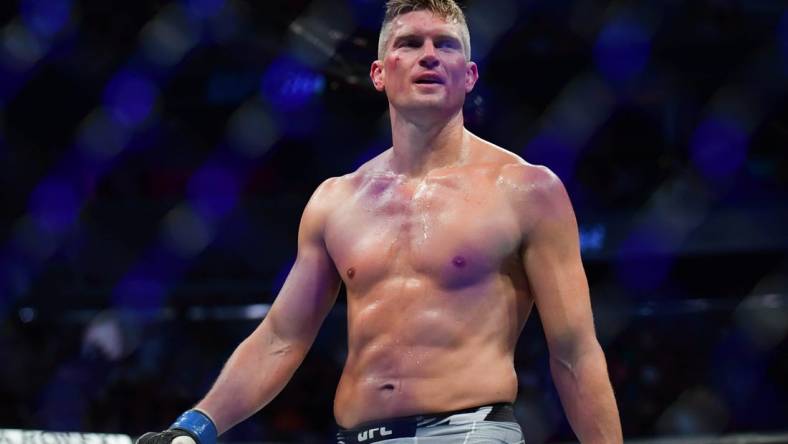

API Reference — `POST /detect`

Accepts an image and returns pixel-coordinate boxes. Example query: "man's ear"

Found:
[465,61,479,93]
[370,60,385,92]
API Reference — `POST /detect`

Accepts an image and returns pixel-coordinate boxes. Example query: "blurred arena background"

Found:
[0,0,787,442]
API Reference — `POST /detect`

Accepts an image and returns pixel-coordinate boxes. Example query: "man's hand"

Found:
[136,410,217,444]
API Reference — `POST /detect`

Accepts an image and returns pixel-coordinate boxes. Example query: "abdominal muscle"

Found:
[332,275,529,428]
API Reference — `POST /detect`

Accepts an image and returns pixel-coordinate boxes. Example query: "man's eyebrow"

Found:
[392,33,461,45]
[392,33,420,44]
[433,34,462,43]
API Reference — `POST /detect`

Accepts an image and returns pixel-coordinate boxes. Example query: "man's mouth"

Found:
[414,75,444,84]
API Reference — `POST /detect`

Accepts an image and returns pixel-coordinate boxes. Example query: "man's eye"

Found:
[437,40,460,49]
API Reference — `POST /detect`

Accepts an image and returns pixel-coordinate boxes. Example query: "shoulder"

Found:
[310,175,347,201]
[298,175,355,246]
[304,174,353,218]
[300,175,348,233]
[497,161,575,232]
[303,149,392,219]
[468,133,563,200]
[465,133,569,210]
[498,162,564,199]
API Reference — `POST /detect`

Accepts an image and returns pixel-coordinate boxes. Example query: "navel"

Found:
[346,267,356,279]
[452,256,466,268]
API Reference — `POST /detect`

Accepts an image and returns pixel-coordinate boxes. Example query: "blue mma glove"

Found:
[136,410,217,444]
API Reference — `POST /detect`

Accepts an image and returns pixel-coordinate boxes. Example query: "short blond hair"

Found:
[377,0,471,61]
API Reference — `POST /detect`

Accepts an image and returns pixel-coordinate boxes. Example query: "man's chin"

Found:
[400,96,454,110]
[394,103,462,123]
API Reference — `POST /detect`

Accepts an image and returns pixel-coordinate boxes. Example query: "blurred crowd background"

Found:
[0,0,787,442]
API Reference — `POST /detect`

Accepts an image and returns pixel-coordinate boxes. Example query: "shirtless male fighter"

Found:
[137,0,622,442]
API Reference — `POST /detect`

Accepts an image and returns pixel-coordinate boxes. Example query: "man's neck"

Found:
[389,108,468,178]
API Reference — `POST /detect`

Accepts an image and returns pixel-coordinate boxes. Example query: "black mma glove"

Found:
[136,410,217,444]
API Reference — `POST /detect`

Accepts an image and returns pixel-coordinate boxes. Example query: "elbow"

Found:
[550,354,579,383]
[268,341,296,358]
[548,335,604,375]
[248,320,308,362]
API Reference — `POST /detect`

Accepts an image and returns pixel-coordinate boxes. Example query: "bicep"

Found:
[521,178,596,359]
[264,181,342,346]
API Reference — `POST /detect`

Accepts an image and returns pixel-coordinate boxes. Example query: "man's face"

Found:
[370,10,478,116]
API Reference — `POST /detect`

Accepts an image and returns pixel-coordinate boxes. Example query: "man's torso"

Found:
[322,140,543,428]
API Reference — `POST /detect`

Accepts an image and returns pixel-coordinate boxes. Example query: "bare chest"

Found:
[325,174,522,290]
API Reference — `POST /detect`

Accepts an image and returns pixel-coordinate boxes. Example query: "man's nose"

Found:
[419,42,439,69]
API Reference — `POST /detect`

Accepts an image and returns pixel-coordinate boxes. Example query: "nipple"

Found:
[452,256,466,268]
[347,267,356,279]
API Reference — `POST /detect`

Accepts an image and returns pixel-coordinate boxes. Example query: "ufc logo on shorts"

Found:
[357,427,393,442]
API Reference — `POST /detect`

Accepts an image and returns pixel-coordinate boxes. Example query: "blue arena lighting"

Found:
[1,22,47,70]
[112,275,167,312]
[182,0,225,20]
[709,331,777,425]
[227,101,279,158]
[260,57,326,111]
[9,217,58,263]
[162,204,214,257]
[579,224,606,254]
[187,165,241,222]
[206,70,259,105]
[690,116,749,182]
[140,5,201,68]
[464,0,518,64]
[348,0,386,31]
[614,227,674,294]
[103,70,159,128]
[20,0,72,38]
[77,110,132,161]
[0,261,31,312]
[593,17,651,85]
[522,131,577,182]
[28,177,80,235]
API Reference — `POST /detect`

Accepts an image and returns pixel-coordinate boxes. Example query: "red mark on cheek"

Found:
[452,256,466,268]
[347,268,356,279]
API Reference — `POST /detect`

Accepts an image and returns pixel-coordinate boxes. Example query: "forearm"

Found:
[550,341,622,444]
[195,322,309,434]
